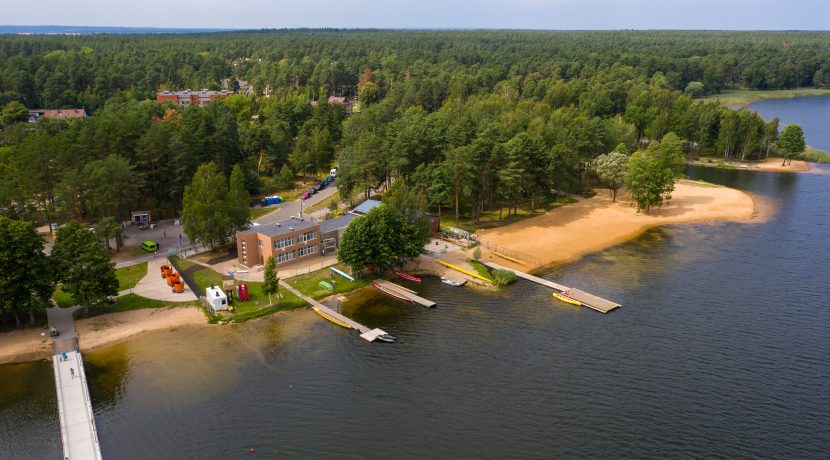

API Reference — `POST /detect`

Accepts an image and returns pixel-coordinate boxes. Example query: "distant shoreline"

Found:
[697,87,830,107]
[687,157,811,173]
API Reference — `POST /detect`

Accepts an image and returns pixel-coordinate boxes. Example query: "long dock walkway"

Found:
[373,279,437,308]
[482,261,621,313]
[47,307,103,460]
[279,281,389,342]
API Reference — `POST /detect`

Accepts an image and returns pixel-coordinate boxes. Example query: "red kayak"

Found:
[395,271,422,282]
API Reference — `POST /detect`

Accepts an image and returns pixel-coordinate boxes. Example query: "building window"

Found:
[299,231,316,243]
[277,250,295,264]
[274,236,295,249]
[298,245,317,257]
[258,239,263,247]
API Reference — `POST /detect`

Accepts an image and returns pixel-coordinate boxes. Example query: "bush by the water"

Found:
[796,147,830,163]
[493,269,518,286]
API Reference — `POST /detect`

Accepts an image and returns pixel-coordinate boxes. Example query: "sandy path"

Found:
[76,307,207,350]
[477,181,756,270]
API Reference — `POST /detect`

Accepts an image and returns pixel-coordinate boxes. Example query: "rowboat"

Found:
[372,281,413,302]
[552,291,581,306]
[312,306,352,329]
[441,277,466,287]
[319,280,334,290]
[395,271,422,282]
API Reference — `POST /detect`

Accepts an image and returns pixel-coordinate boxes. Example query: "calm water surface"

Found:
[2,101,830,458]
[749,95,830,150]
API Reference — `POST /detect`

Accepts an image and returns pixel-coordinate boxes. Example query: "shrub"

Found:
[493,269,518,286]
[472,247,481,261]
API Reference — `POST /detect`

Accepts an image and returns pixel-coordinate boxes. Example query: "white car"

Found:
[329,168,337,178]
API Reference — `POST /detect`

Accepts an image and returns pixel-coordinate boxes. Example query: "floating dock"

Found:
[373,279,437,308]
[481,261,621,313]
[280,281,391,342]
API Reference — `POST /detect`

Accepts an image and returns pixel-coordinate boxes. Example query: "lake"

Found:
[749,95,830,151]
[2,99,830,458]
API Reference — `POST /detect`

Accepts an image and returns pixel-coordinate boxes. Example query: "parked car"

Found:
[309,188,318,195]
[330,168,337,178]
[141,240,159,252]
[49,327,59,337]
[313,181,324,192]
[301,191,311,200]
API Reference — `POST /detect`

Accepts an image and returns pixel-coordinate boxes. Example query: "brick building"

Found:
[156,90,233,107]
[27,108,86,123]
[237,217,320,268]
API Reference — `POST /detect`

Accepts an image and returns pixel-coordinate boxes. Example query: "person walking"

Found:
[70,368,75,379]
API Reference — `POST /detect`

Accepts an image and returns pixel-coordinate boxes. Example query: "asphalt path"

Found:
[254,185,338,226]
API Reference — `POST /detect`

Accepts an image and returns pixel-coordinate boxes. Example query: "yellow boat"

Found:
[552,292,581,306]
[312,306,352,329]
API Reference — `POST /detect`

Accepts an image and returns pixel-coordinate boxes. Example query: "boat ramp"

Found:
[481,261,621,313]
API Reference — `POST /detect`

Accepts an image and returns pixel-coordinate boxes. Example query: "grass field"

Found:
[85,294,194,317]
[304,191,340,214]
[180,258,307,322]
[287,265,370,300]
[116,262,147,290]
[52,286,75,308]
[698,88,830,107]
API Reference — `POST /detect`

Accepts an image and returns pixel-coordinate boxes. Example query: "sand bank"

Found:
[0,307,207,365]
[477,180,756,271]
[689,158,810,173]
[76,307,207,350]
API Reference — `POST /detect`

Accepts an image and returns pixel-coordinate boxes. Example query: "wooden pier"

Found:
[373,279,437,308]
[481,261,621,313]
[279,281,390,342]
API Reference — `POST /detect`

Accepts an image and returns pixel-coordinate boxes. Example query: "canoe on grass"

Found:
[319,280,334,290]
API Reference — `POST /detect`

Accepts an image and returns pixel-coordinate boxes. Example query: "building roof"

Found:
[328,96,347,104]
[319,213,358,234]
[28,109,86,119]
[351,199,382,215]
[240,217,318,238]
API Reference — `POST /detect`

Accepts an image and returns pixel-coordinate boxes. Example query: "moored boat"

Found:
[319,280,334,290]
[552,291,581,306]
[376,333,397,343]
[441,277,466,287]
[395,271,422,282]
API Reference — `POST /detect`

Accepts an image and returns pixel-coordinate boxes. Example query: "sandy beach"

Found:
[0,307,207,365]
[690,158,811,173]
[477,180,756,270]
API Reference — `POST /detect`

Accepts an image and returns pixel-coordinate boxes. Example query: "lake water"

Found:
[749,95,830,151]
[3,100,830,458]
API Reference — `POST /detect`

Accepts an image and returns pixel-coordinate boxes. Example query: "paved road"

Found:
[255,185,338,226]
[47,305,82,339]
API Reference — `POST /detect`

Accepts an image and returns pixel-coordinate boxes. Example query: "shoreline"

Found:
[0,306,208,365]
[688,157,811,173]
[696,87,830,107]
[477,180,758,272]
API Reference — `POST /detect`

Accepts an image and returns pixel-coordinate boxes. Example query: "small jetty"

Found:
[373,279,437,308]
[481,261,621,313]
[279,281,391,342]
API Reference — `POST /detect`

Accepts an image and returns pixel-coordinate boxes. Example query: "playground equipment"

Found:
[160,264,172,278]
[171,280,185,293]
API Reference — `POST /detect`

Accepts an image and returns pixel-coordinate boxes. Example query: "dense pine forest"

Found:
[0,30,825,227]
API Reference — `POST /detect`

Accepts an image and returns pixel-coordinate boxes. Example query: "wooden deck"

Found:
[482,261,621,313]
[373,279,437,308]
[280,281,390,341]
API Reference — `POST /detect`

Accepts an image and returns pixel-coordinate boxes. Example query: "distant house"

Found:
[310,95,354,113]
[27,108,86,123]
[156,89,233,107]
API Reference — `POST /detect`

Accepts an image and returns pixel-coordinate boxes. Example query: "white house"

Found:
[204,286,229,313]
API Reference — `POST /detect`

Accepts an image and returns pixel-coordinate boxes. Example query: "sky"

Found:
[3,0,830,30]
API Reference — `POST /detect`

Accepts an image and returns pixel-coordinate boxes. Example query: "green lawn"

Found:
[52,286,75,308]
[697,87,830,107]
[182,259,306,322]
[304,191,340,214]
[287,265,371,300]
[116,262,147,290]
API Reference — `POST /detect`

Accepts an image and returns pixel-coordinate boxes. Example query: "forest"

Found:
[0,29,823,229]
